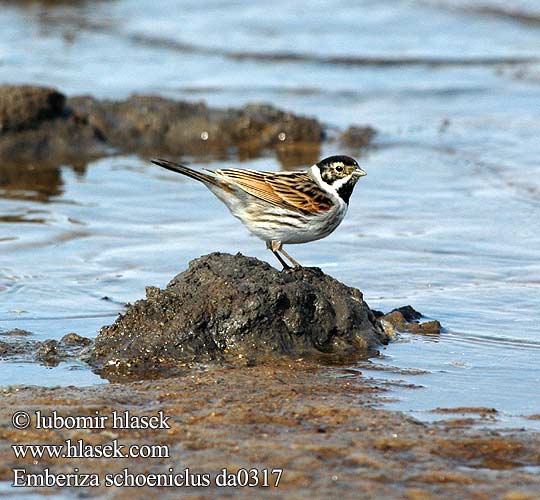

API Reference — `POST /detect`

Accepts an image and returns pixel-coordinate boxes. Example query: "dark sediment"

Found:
[89,253,391,379]
[69,96,323,157]
[0,85,65,133]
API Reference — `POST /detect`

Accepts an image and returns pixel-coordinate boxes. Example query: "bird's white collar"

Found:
[309,164,352,202]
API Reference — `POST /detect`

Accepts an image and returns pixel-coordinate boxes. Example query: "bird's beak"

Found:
[354,167,367,177]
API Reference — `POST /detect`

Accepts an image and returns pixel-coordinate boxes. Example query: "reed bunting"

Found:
[151,155,366,269]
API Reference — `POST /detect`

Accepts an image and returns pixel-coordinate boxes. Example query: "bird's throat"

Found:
[335,179,355,204]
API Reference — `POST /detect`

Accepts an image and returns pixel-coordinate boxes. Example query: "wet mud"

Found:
[1,362,539,499]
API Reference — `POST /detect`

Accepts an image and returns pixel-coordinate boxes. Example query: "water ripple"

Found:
[129,33,540,67]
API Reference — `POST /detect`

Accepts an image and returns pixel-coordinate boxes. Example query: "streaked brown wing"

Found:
[267,174,334,213]
[211,169,333,213]
[212,169,283,206]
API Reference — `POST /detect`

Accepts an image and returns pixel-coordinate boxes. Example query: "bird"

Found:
[151,155,366,269]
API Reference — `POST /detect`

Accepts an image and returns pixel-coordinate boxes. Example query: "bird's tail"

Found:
[151,158,219,186]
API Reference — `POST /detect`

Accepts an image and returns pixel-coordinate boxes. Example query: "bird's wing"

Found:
[210,169,333,214]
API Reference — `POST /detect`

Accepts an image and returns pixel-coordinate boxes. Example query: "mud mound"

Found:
[90,253,389,379]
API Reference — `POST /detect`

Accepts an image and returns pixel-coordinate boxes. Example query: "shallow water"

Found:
[1,0,539,426]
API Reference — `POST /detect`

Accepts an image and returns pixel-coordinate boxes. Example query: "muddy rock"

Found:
[0,331,93,366]
[0,328,33,337]
[407,320,442,334]
[34,339,61,366]
[0,340,23,357]
[0,85,65,133]
[40,334,93,365]
[90,253,389,379]
[0,86,102,165]
[61,332,92,346]
[390,305,423,322]
[0,84,377,166]
[0,86,106,165]
[431,407,498,415]
[379,305,442,336]
[0,85,336,165]
[0,329,37,359]
[340,125,376,149]
[67,95,324,157]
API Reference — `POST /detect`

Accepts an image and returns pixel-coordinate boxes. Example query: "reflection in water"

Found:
[1,163,60,202]
[232,144,321,169]
[0,162,88,202]
[0,148,317,208]
[2,0,111,52]
[0,214,46,224]
[431,1,540,26]
[276,144,321,170]
[127,32,540,67]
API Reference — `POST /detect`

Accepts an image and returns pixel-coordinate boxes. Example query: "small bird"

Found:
[151,155,366,269]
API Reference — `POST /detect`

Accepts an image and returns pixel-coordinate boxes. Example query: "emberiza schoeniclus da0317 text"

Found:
[151,155,366,269]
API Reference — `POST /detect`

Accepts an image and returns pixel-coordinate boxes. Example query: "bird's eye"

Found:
[335,165,343,172]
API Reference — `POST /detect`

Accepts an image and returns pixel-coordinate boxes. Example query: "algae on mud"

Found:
[1,362,539,499]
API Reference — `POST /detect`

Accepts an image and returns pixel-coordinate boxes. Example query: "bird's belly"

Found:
[234,204,347,244]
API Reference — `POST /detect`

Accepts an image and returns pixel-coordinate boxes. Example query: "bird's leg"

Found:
[278,246,302,268]
[267,240,290,270]
[268,240,302,268]
[272,251,291,270]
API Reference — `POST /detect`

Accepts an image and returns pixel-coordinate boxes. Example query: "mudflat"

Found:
[2,361,539,499]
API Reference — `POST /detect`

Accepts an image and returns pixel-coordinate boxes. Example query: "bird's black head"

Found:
[312,155,366,203]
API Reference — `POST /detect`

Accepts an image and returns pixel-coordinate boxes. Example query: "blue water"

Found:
[1,0,539,427]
